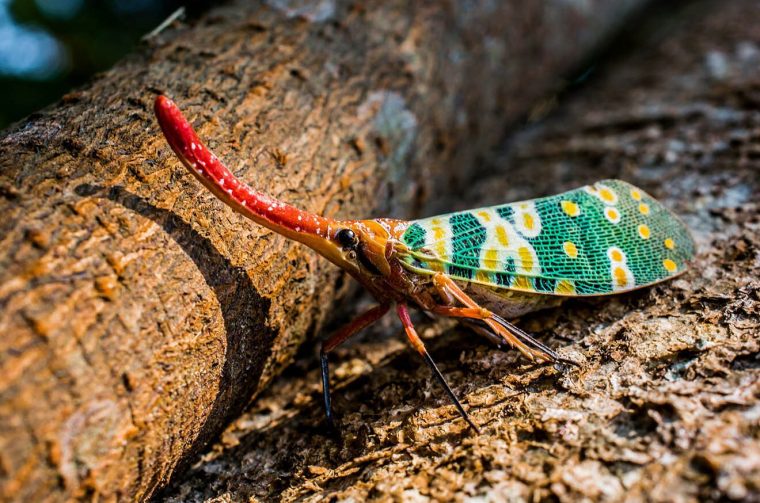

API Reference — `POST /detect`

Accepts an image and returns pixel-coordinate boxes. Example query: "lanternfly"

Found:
[154,96,695,432]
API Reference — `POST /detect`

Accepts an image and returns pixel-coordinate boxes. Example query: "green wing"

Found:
[400,180,695,296]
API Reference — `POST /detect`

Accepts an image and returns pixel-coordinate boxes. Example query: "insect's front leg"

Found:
[320,303,390,430]
[396,303,480,433]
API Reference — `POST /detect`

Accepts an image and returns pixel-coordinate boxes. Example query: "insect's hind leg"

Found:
[396,303,480,433]
[320,303,390,430]
[431,274,545,361]
[431,274,572,365]
[489,314,580,368]
[460,320,510,350]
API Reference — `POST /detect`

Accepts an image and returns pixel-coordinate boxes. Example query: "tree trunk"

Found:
[0,1,643,500]
[163,0,760,501]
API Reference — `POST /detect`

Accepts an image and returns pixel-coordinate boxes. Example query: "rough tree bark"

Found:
[0,1,646,500]
[164,1,760,501]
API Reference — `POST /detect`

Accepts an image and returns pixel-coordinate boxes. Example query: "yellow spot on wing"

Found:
[604,207,620,223]
[495,226,509,247]
[599,187,617,204]
[512,276,534,291]
[596,185,617,204]
[483,249,500,269]
[518,246,534,271]
[561,200,580,217]
[434,241,447,257]
[638,224,651,239]
[563,241,578,258]
[523,213,534,230]
[631,189,642,201]
[663,259,677,273]
[664,238,675,250]
[476,271,492,283]
[555,280,575,295]
[609,248,624,262]
[433,226,446,240]
[639,203,650,215]
[613,266,629,287]
[477,211,492,222]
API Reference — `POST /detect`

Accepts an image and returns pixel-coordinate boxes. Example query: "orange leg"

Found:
[432,274,546,361]
[397,303,480,433]
[432,306,491,319]
[320,304,390,428]
[432,274,577,367]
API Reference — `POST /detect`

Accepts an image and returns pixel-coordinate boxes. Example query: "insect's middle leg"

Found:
[320,303,390,428]
[425,275,491,320]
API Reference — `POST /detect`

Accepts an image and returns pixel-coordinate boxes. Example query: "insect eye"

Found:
[347,250,357,260]
[336,228,358,249]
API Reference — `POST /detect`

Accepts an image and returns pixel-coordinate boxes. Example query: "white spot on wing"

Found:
[471,208,540,276]
[513,201,542,238]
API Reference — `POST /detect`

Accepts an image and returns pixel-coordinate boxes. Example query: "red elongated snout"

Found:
[154,95,403,277]
[155,96,331,236]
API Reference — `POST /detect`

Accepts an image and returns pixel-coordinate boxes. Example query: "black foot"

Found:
[419,350,481,434]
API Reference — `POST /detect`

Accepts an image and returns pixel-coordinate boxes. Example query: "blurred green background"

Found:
[0,0,209,129]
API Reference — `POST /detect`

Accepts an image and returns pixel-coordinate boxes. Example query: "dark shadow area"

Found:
[74,183,274,491]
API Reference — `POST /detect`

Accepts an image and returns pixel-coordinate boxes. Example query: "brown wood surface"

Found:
[0,1,644,500]
[163,1,760,501]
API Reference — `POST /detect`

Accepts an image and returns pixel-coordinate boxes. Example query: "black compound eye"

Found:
[336,228,358,249]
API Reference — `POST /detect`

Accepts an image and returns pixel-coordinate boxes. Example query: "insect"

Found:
[154,95,695,432]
